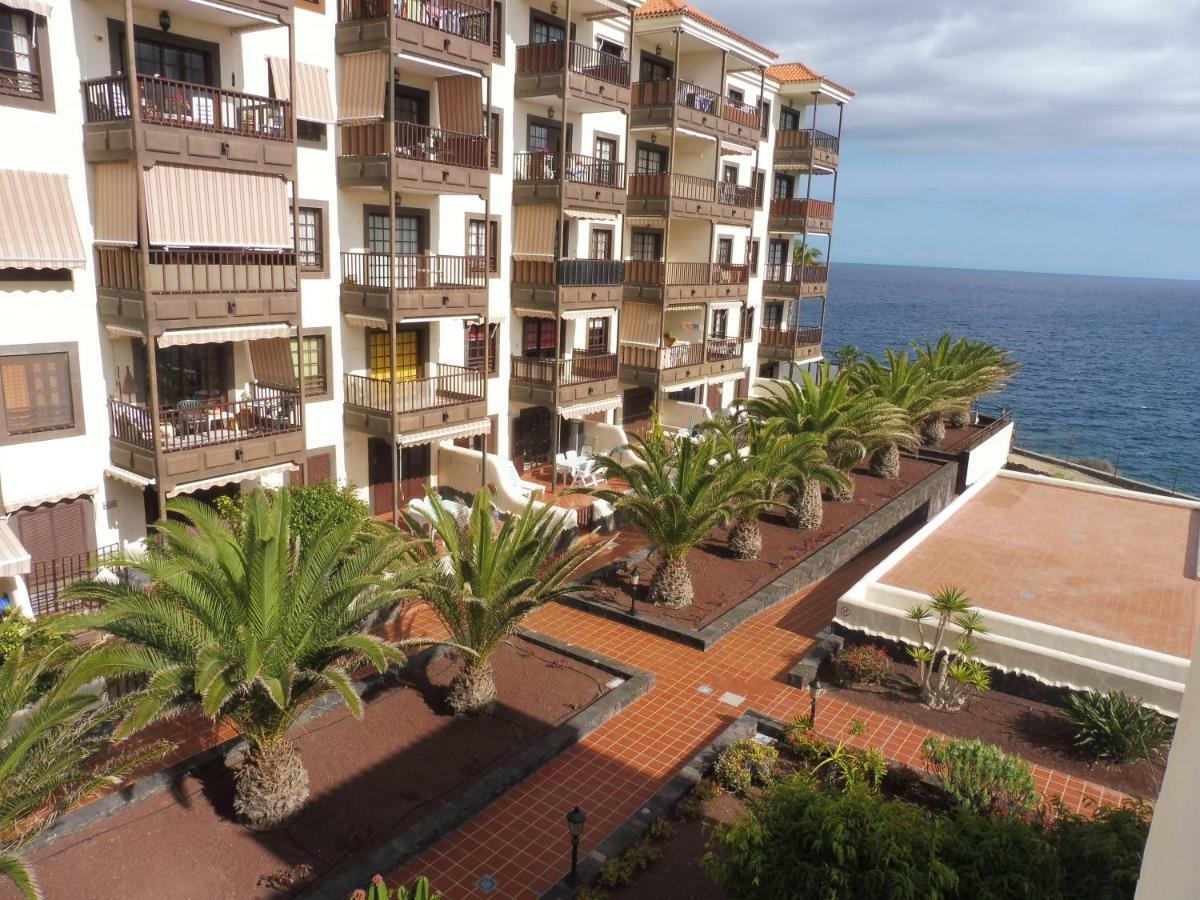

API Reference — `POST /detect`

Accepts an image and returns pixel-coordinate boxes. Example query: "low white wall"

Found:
[660,399,712,433]
[0,575,33,619]
[963,420,1014,487]
[437,444,577,531]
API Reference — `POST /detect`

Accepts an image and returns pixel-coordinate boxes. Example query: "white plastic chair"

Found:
[501,459,544,499]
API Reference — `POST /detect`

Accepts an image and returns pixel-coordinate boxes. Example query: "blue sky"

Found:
[704,0,1200,280]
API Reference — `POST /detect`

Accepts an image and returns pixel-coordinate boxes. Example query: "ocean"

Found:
[822,263,1200,496]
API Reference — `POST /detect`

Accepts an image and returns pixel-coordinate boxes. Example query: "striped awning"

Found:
[157,323,292,348]
[619,301,660,346]
[5,0,50,16]
[105,466,155,489]
[0,521,31,578]
[167,463,298,498]
[248,337,298,388]
[266,57,334,123]
[676,126,716,142]
[339,51,389,121]
[436,75,482,134]
[710,300,743,312]
[559,395,622,419]
[665,302,704,311]
[563,208,619,223]
[0,169,86,269]
[512,205,557,261]
[398,417,491,448]
[143,166,291,248]
[3,484,98,513]
[624,216,664,227]
[514,306,556,320]
[562,307,615,321]
[93,163,138,245]
[104,323,145,339]
[344,313,389,329]
[719,140,753,156]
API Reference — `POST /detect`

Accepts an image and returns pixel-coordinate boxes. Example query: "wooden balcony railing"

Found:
[81,75,291,141]
[344,365,485,415]
[628,172,756,209]
[764,263,830,285]
[722,95,760,129]
[95,246,298,294]
[338,0,491,43]
[769,197,836,220]
[759,325,823,350]
[632,78,720,114]
[706,336,742,361]
[513,151,625,188]
[510,259,625,286]
[775,128,840,155]
[109,385,301,453]
[515,41,630,87]
[510,350,618,387]
[624,261,750,286]
[716,181,757,208]
[340,121,489,168]
[620,341,705,371]
[341,252,487,290]
[1,66,42,100]
[27,543,123,618]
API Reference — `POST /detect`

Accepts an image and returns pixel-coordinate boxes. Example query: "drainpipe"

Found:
[549,0,574,496]
[481,68,493,489]
[288,19,305,484]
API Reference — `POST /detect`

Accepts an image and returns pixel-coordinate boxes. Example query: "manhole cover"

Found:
[476,875,498,892]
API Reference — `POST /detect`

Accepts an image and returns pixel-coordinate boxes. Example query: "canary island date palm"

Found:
[851,349,945,479]
[58,491,424,831]
[406,487,607,717]
[578,429,744,608]
[912,335,1019,436]
[1,643,169,899]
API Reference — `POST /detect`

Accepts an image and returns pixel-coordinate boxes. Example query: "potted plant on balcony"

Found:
[663,331,677,348]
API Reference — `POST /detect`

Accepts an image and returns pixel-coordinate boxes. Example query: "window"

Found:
[393,85,429,125]
[759,99,771,139]
[367,210,424,255]
[522,319,557,359]
[727,87,744,105]
[527,116,564,154]
[711,309,728,338]
[488,109,502,169]
[748,239,760,274]
[1,4,50,109]
[640,51,672,82]
[634,143,667,175]
[465,323,498,375]
[597,38,623,59]
[763,302,784,328]
[780,105,801,131]
[132,36,211,84]
[368,329,421,381]
[716,237,733,265]
[0,348,78,439]
[297,119,327,147]
[467,217,499,274]
[594,136,616,161]
[587,317,609,353]
[773,173,795,200]
[753,168,766,207]
[296,206,324,272]
[530,12,565,44]
[740,306,755,341]
[722,164,738,184]
[630,230,662,261]
[157,344,232,407]
[767,239,788,279]
[589,228,613,260]
[491,1,503,59]
[291,333,328,398]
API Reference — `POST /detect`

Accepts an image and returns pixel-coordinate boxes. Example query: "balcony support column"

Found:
[288,19,306,459]
[387,13,400,526]
[549,0,575,496]
[795,90,818,290]
[482,70,494,488]
[654,26,683,411]
[820,102,845,334]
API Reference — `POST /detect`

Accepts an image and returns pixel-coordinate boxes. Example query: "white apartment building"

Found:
[0,0,850,615]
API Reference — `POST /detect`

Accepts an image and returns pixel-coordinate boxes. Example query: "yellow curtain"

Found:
[368,330,419,381]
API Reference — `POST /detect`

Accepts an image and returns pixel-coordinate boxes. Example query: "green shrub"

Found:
[647,817,676,841]
[712,738,779,795]
[1050,800,1152,900]
[1062,690,1174,763]
[596,839,662,889]
[921,737,1039,816]
[0,606,67,663]
[215,481,368,549]
[782,717,830,764]
[836,643,893,685]
[351,875,439,900]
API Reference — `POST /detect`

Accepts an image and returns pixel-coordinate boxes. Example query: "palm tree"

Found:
[911,335,1019,438]
[851,349,944,478]
[406,488,605,717]
[58,491,425,831]
[792,242,824,267]
[579,429,744,608]
[1,644,168,899]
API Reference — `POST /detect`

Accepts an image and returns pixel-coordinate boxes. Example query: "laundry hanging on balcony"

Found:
[512,205,557,261]
[142,166,291,248]
[0,169,85,269]
[338,50,389,121]
[435,76,483,134]
[266,57,334,123]
[92,162,137,245]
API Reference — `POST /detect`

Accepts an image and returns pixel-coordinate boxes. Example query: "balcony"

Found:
[627,173,755,226]
[509,350,620,409]
[336,0,493,72]
[340,252,488,319]
[338,121,490,196]
[764,262,829,298]
[107,385,304,493]
[511,258,625,312]
[81,75,295,175]
[630,79,761,146]
[513,152,626,213]
[758,325,823,363]
[624,261,749,303]
[618,335,745,389]
[343,366,488,438]
[514,41,631,110]
[774,128,840,171]
[95,247,300,333]
[768,198,835,234]
[2,66,42,101]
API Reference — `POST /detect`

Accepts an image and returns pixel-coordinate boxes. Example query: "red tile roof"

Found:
[634,0,778,60]
[767,61,856,97]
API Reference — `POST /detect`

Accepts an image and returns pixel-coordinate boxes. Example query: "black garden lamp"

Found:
[566,805,586,884]
[809,678,825,727]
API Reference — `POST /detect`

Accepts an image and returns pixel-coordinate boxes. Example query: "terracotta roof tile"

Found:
[767,61,856,97]
[635,0,778,60]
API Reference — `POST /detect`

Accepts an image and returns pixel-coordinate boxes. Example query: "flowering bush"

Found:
[836,643,893,685]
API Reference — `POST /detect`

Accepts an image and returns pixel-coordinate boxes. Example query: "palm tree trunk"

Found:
[233,739,310,831]
[869,444,901,479]
[830,475,855,503]
[920,416,946,447]
[792,479,824,530]
[649,556,694,608]
[448,658,497,717]
[728,516,762,560]
[947,407,970,429]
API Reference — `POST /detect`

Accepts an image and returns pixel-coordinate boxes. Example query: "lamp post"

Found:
[566,806,586,885]
[629,569,640,615]
[809,678,825,727]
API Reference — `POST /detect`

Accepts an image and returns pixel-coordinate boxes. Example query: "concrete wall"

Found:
[963,420,1014,487]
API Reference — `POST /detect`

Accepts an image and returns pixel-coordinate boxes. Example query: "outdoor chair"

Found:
[500,459,544,500]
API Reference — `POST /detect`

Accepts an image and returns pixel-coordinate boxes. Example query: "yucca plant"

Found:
[850,349,945,478]
[1062,690,1174,763]
[906,585,991,711]
[1,643,169,899]
[57,491,425,831]
[407,488,606,717]
[578,429,745,608]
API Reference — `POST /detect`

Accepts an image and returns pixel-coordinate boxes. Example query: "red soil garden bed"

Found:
[11,639,611,900]
[581,458,942,630]
[820,653,1167,800]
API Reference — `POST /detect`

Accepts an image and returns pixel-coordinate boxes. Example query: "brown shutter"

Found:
[436,76,483,134]
[706,383,723,412]
[249,337,299,389]
[306,452,332,485]
[13,498,93,576]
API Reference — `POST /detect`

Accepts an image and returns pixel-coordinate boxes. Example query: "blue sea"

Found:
[823,263,1200,495]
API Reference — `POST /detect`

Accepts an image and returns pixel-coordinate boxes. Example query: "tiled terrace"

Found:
[882,475,1200,658]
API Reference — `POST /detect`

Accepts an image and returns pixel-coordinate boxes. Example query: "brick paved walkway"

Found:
[390,546,1130,899]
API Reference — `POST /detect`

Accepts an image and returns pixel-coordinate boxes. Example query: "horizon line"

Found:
[832,260,1200,285]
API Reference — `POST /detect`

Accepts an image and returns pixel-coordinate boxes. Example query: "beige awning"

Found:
[0,169,86,269]
[398,417,491,448]
[157,323,292,348]
[676,126,716,142]
[344,313,389,329]
[3,484,98,513]
[249,337,298,388]
[4,0,50,16]
[339,51,388,121]
[624,216,664,226]
[563,208,619,223]
[514,306,557,320]
[167,463,299,498]
[0,521,31,578]
[619,301,661,346]
[559,395,622,419]
[665,302,704,311]
[710,300,743,312]
[266,57,334,123]
[562,307,615,321]
[436,75,482,134]
[93,163,138,245]
[104,466,155,489]
[143,165,291,248]
[104,323,145,339]
[512,205,557,261]
[719,141,753,156]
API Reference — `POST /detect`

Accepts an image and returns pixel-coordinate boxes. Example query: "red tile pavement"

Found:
[388,544,1131,900]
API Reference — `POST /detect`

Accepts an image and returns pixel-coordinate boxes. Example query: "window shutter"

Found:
[306,452,332,484]
[249,337,299,389]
